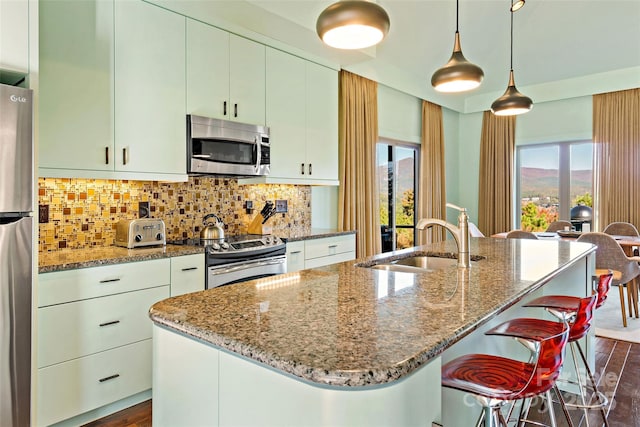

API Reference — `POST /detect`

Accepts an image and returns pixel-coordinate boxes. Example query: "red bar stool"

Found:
[524,274,613,427]
[442,318,571,427]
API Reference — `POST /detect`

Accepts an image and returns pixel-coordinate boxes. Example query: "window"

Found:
[516,141,593,231]
[377,140,419,252]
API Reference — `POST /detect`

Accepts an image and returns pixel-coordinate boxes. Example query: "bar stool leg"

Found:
[569,342,591,425]
[554,384,575,427]
[546,390,558,427]
[576,342,610,426]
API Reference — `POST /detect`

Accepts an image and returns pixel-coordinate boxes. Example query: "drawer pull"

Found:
[289,250,302,254]
[99,278,121,284]
[99,374,120,383]
[181,267,198,271]
[328,244,338,248]
[99,320,121,327]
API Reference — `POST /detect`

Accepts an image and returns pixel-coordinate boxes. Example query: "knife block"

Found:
[248,214,272,235]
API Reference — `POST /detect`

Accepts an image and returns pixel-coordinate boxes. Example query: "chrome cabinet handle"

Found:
[301,163,305,175]
[328,244,338,248]
[99,320,120,327]
[99,374,120,383]
[181,267,198,271]
[99,278,121,284]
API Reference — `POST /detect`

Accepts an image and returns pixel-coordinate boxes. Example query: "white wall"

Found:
[311,186,338,229]
[377,84,422,143]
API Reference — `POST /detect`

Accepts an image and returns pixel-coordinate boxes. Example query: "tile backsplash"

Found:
[38,177,311,252]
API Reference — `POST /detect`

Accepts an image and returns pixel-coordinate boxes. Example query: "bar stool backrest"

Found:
[569,295,598,341]
[595,272,613,309]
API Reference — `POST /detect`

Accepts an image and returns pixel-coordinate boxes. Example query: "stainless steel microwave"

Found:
[187,115,270,177]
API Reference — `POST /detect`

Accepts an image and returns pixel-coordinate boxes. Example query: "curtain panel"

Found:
[478,111,516,236]
[338,70,381,257]
[593,88,640,231]
[417,100,446,245]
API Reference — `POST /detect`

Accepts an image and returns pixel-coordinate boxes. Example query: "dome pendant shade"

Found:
[491,70,533,116]
[431,32,484,93]
[316,1,390,50]
[510,0,525,12]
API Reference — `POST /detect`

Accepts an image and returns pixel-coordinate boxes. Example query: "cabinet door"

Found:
[306,63,339,181]
[266,48,306,179]
[115,0,186,175]
[39,0,114,170]
[229,35,265,125]
[0,0,28,72]
[186,19,230,120]
[171,254,205,296]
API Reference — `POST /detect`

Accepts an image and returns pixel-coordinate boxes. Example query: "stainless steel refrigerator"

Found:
[0,83,33,426]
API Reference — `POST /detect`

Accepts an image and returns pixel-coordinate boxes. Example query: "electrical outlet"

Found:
[138,201,150,218]
[39,204,49,223]
[275,199,288,213]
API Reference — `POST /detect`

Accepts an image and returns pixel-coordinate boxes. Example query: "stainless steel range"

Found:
[169,234,286,289]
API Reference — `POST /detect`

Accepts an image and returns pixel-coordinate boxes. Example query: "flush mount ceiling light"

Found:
[491,0,533,116]
[431,0,484,93]
[316,1,390,50]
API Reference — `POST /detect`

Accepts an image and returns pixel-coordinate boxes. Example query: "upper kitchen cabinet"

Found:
[39,0,114,172]
[187,19,265,126]
[39,0,187,181]
[114,0,186,175]
[242,48,338,185]
[0,0,29,75]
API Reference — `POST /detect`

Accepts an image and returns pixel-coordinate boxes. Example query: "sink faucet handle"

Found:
[446,203,467,213]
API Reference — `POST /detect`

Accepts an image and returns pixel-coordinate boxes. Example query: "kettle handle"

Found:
[203,213,221,224]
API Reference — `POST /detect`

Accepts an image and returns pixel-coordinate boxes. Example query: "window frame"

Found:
[515,140,592,229]
[377,138,420,252]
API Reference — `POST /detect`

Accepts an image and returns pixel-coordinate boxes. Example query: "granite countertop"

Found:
[279,228,357,242]
[39,244,204,273]
[149,237,595,388]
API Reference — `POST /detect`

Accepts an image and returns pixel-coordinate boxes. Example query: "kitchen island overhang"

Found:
[149,237,596,426]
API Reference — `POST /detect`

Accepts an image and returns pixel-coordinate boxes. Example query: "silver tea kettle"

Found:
[200,213,225,241]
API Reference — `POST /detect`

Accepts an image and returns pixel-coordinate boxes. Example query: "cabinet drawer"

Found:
[37,339,152,427]
[171,254,205,296]
[304,235,356,260]
[304,251,356,270]
[39,258,170,307]
[285,241,305,273]
[38,285,168,368]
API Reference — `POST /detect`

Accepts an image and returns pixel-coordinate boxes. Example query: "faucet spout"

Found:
[416,208,471,269]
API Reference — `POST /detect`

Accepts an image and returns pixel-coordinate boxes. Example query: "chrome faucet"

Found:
[416,203,471,268]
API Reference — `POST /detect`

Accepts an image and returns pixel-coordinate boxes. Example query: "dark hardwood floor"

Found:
[83,336,638,427]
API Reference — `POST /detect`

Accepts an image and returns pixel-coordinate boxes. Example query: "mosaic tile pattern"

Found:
[38,178,311,252]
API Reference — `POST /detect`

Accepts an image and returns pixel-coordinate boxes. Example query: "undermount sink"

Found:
[360,253,484,273]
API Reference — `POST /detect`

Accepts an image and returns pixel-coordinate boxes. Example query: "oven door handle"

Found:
[210,257,284,276]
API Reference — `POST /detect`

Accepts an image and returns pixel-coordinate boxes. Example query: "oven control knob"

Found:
[211,242,221,251]
[135,234,143,242]
[265,236,271,244]
[220,242,230,250]
[156,233,164,241]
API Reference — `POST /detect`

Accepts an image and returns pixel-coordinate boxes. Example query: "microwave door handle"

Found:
[254,136,261,172]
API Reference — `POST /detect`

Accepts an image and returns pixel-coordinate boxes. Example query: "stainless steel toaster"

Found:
[115,218,166,248]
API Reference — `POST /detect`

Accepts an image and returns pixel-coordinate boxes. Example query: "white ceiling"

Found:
[170,0,640,112]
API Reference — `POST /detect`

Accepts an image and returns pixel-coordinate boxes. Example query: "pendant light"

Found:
[316,1,390,50]
[491,0,532,116]
[510,1,525,12]
[431,0,484,93]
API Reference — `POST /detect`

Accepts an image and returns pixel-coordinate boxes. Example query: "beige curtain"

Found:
[338,70,381,257]
[417,100,446,245]
[478,111,516,236]
[593,88,640,231]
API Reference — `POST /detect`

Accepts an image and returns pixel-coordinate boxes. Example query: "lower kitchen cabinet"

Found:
[286,234,356,272]
[36,259,171,426]
[170,253,205,296]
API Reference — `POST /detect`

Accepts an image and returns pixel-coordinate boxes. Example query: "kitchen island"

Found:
[149,237,596,426]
